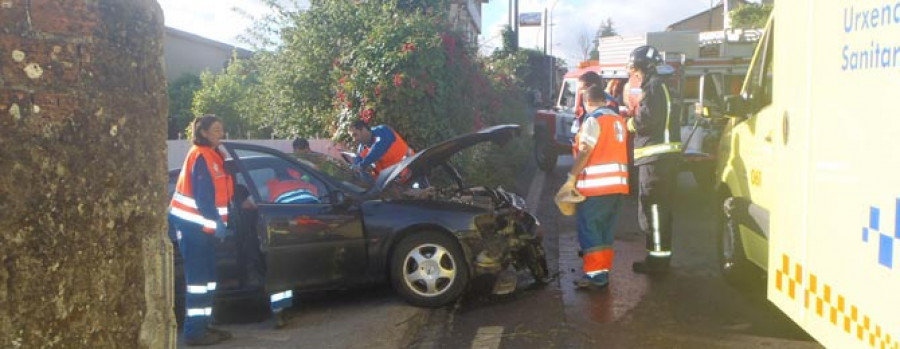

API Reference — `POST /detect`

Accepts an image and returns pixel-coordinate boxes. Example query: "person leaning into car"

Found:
[349,119,414,177]
[558,85,630,289]
[168,115,236,346]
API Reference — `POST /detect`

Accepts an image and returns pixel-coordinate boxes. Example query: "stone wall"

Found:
[0,0,173,347]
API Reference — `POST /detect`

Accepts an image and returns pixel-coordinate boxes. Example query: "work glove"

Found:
[214,220,229,241]
[555,174,584,216]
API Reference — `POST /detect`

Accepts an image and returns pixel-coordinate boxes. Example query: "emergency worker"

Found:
[169,115,234,346]
[626,45,682,274]
[292,138,312,155]
[349,120,414,177]
[558,85,630,288]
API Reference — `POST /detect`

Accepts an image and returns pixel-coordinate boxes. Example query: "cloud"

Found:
[157,0,307,48]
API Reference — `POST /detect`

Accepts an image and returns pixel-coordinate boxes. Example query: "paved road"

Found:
[187,156,823,348]
[410,157,822,349]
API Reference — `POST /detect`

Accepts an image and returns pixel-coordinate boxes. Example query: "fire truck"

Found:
[532,31,752,189]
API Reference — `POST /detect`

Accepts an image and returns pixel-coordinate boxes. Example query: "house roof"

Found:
[165,27,253,58]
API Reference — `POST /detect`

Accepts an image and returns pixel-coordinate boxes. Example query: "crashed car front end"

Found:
[384,183,549,284]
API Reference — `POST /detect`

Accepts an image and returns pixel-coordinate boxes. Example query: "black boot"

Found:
[632,256,670,274]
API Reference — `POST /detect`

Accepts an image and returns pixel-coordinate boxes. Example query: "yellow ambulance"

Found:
[696,1,900,347]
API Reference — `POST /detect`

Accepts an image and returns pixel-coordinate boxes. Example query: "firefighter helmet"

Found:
[628,45,663,72]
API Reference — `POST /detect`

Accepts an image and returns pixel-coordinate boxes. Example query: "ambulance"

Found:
[696,1,900,347]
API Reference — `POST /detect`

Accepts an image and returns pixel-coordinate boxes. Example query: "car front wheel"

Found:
[391,231,469,307]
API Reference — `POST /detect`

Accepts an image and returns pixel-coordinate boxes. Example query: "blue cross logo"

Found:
[862,199,900,269]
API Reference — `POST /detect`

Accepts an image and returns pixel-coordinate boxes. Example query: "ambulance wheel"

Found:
[718,196,755,286]
[391,231,469,307]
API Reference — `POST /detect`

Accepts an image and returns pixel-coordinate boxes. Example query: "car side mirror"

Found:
[723,95,750,117]
[695,73,725,119]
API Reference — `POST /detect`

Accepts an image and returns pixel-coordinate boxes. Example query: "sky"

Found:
[156,0,731,65]
[478,0,729,65]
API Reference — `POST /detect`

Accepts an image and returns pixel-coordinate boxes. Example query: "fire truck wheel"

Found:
[533,138,558,172]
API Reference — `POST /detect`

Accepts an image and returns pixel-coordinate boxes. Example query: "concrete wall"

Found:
[167,139,349,170]
[0,0,173,347]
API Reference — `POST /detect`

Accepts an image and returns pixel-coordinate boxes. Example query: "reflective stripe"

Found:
[583,163,628,175]
[170,206,217,230]
[577,176,628,189]
[187,285,207,294]
[649,251,672,257]
[662,83,672,143]
[270,290,294,303]
[187,307,213,317]
[173,192,228,216]
[651,204,662,252]
[586,269,609,277]
[207,282,217,291]
[634,143,682,159]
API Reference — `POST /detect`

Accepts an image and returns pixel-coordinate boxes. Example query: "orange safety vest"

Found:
[267,179,318,202]
[360,129,414,175]
[170,145,233,234]
[572,110,630,197]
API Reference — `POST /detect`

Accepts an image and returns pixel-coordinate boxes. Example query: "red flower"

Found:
[374,85,383,97]
[401,42,417,53]
[360,108,375,123]
[393,74,404,87]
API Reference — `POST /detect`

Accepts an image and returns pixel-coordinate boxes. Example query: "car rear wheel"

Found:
[391,231,469,307]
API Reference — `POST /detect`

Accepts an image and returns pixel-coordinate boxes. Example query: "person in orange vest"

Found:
[168,115,235,346]
[558,85,630,288]
[349,120,414,177]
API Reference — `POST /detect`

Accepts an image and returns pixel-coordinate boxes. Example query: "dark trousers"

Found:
[637,157,680,257]
[175,221,217,340]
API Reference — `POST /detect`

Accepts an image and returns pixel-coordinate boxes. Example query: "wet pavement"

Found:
[184,156,824,348]
[414,158,822,349]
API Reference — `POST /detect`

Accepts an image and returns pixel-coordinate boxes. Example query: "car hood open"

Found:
[374,124,520,191]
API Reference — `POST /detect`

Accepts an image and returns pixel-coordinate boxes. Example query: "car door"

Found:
[223,143,367,292]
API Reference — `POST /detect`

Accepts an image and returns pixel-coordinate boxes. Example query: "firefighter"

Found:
[349,120,414,177]
[626,45,682,274]
[558,85,629,288]
[169,115,234,346]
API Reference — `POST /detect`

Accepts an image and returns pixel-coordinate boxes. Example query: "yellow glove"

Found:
[555,174,584,216]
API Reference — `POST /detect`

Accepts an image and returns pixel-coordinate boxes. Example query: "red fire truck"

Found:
[532,34,751,188]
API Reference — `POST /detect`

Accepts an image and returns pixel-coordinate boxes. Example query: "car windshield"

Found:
[293,152,372,193]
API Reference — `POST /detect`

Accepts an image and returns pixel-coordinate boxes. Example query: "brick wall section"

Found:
[0,1,173,348]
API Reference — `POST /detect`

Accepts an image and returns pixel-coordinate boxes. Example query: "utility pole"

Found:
[547,0,561,103]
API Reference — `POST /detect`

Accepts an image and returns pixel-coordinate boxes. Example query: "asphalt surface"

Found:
[181,155,824,349]
[410,157,822,349]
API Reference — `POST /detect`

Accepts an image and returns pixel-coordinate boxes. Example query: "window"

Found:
[746,23,774,111]
[558,78,579,113]
[232,149,329,205]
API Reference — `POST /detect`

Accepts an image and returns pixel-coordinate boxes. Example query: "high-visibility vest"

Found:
[266,178,318,203]
[360,128,414,175]
[572,110,630,197]
[626,76,682,161]
[170,145,233,234]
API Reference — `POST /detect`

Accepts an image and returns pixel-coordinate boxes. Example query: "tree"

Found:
[500,25,518,54]
[193,0,531,187]
[730,3,773,29]
[578,30,594,62]
[598,18,617,37]
[167,73,202,139]
[191,57,260,138]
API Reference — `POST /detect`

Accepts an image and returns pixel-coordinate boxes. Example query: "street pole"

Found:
[547,0,560,105]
